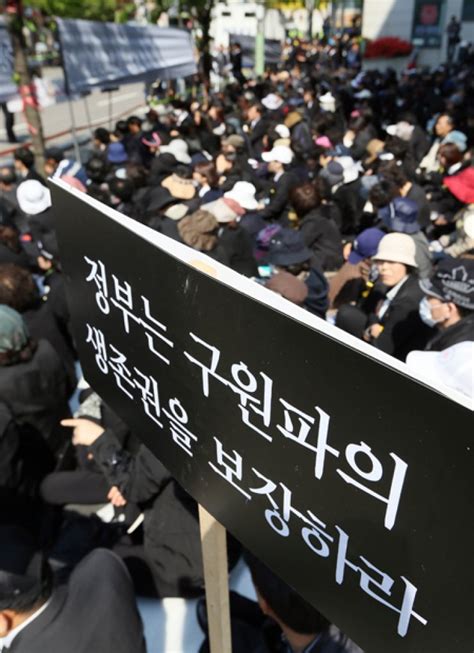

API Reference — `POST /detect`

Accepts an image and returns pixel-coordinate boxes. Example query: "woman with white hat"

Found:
[364,233,434,360]
[336,233,433,360]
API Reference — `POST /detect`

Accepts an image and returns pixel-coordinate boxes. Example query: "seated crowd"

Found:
[0,45,473,652]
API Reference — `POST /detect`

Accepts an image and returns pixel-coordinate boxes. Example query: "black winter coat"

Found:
[373,275,434,360]
[91,430,204,598]
[0,339,70,452]
[7,549,146,653]
[425,312,474,351]
[259,171,300,223]
[299,207,343,271]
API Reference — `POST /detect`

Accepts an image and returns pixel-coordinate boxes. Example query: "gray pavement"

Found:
[0,66,147,159]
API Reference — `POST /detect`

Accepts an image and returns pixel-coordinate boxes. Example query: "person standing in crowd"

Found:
[419,257,474,350]
[447,15,461,64]
[1,103,17,144]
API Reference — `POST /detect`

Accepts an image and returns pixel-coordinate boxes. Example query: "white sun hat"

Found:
[16,180,51,215]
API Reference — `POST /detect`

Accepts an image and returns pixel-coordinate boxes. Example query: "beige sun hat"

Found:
[372,233,418,268]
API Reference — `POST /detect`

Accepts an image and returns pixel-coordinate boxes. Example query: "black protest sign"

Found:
[51,182,474,653]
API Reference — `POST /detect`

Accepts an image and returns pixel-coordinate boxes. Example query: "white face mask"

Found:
[419,297,445,327]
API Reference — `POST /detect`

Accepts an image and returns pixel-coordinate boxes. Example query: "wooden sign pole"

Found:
[198,505,233,653]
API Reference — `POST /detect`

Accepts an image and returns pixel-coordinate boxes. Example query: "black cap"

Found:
[420,258,474,310]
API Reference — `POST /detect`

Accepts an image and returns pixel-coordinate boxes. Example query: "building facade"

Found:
[362,0,474,67]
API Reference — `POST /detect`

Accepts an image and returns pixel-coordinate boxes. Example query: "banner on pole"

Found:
[51,180,473,653]
[56,18,197,95]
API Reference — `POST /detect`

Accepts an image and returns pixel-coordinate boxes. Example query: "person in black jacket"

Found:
[366,233,433,360]
[419,257,474,351]
[291,182,343,271]
[246,103,269,158]
[259,146,299,224]
[61,417,205,599]
[0,529,146,653]
[0,305,70,455]
[0,264,76,392]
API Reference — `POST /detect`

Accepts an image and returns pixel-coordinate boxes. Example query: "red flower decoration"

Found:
[364,37,413,59]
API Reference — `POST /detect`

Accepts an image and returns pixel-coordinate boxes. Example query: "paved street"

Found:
[0,66,147,156]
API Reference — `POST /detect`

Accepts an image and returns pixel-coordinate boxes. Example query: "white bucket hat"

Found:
[274,124,290,139]
[262,93,284,111]
[262,145,294,165]
[16,180,51,215]
[201,198,238,223]
[224,181,258,211]
[159,139,191,165]
[319,92,336,112]
[372,233,418,268]
[336,156,361,184]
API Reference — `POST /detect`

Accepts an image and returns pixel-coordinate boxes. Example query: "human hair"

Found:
[437,113,455,128]
[0,226,22,254]
[456,304,471,317]
[109,177,134,202]
[290,182,322,218]
[85,155,110,183]
[13,147,34,170]
[368,179,399,209]
[93,127,110,146]
[193,161,219,188]
[0,167,16,185]
[250,102,264,116]
[315,176,332,201]
[125,163,149,189]
[127,115,142,129]
[439,142,464,167]
[44,147,63,163]
[114,120,128,138]
[208,104,225,123]
[245,553,331,635]
[384,135,408,159]
[380,164,408,188]
[0,264,39,312]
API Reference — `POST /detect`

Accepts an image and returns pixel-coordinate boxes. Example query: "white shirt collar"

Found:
[447,162,462,175]
[0,598,51,651]
[274,170,284,182]
[377,275,409,320]
[198,184,210,198]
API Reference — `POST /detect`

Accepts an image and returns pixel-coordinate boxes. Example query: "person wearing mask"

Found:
[418,257,474,351]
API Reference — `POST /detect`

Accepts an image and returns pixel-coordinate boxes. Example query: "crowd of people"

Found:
[0,34,473,653]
